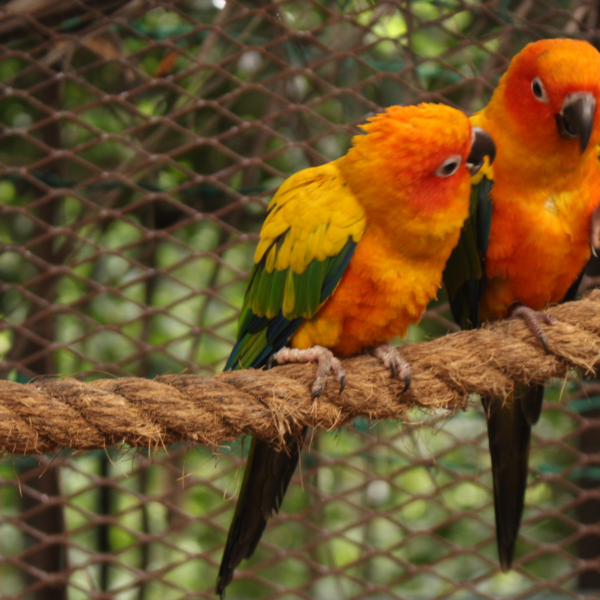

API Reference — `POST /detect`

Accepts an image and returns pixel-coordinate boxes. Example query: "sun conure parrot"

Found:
[443,38,600,572]
[216,102,495,596]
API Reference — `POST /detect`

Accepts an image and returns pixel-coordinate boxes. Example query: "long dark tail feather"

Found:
[483,383,544,571]
[216,429,307,597]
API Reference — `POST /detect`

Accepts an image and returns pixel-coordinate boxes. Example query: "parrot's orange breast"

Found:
[291,226,456,356]
[481,174,599,321]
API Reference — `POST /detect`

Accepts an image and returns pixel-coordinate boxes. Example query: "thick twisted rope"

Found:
[2,291,600,456]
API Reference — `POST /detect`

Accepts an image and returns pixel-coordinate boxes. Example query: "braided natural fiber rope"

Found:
[2,290,600,456]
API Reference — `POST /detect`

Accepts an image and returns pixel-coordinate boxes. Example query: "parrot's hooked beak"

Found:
[555,92,596,153]
[467,127,496,176]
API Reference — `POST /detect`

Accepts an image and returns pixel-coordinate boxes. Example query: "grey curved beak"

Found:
[467,127,496,176]
[555,92,596,153]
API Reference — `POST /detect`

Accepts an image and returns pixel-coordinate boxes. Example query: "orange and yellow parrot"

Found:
[215,103,494,596]
[444,38,600,571]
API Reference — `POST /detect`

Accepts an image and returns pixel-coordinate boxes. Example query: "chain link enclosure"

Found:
[0,0,600,598]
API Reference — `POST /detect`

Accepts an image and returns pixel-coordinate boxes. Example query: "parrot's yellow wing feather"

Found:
[226,162,366,370]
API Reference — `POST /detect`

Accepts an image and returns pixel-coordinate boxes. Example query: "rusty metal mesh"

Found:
[0,0,600,598]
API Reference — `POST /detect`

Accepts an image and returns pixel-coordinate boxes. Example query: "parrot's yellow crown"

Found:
[354,103,473,175]
[338,103,475,221]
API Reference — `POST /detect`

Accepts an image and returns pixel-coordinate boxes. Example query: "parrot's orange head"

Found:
[341,103,494,221]
[498,38,600,158]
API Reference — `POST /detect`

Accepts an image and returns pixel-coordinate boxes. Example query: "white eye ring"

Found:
[531,77,549,103]
[435,155,462,178]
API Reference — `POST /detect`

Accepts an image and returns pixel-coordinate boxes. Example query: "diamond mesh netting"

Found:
[1,1,600,598]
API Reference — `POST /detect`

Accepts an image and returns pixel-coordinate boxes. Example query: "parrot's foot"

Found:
[510,303,557,353]
[267,346,346,398]
[369,343,411,393]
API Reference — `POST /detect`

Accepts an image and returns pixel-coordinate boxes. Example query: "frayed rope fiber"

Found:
[3,290,600,456]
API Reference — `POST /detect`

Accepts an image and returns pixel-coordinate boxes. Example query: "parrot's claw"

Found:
[370,343,411,393]
[338,373,346,395]
[510,304,557,353]
[267,346,346,397]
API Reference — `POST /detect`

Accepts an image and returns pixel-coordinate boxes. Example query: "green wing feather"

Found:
[219,238,358,596]
[225,163,366,371]
[443,168,493,330]
[225,234,357,371]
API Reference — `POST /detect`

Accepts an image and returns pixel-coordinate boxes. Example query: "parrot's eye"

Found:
[531,77,549,103]
[435,155,462,178]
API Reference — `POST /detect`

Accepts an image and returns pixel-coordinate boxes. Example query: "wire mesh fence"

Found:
[0,0,600,598]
